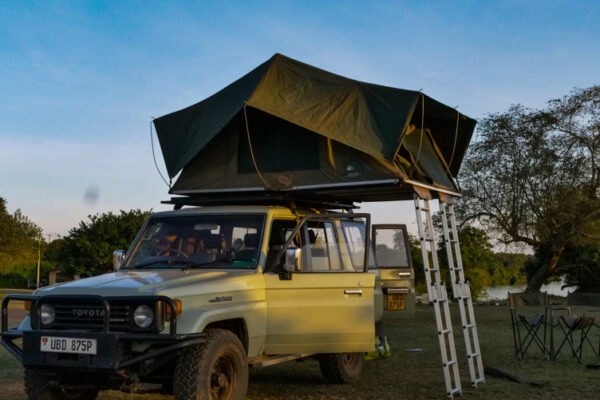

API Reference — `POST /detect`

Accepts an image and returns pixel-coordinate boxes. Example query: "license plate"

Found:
[41,336,97,355]
[387,293,405,310]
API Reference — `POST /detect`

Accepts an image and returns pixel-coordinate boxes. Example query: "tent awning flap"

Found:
[153,53,476,200]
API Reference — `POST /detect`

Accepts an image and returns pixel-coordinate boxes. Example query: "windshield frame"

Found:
[121,212,266,270]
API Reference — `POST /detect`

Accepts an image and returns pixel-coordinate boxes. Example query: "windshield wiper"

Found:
[126,259,194,270]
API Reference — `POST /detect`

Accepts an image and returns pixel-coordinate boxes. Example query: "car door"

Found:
[263,215,375,355]
[372,224,415,312]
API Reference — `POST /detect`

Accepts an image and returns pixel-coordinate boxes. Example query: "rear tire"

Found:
[318,352,364,384]
[174,328,248,400]
[24,368,98,400]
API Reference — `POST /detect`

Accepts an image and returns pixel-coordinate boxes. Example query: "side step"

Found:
[249,353,311,368]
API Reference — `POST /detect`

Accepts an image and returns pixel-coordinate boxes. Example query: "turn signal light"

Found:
[169,299,183,315]
[24,300,31,311]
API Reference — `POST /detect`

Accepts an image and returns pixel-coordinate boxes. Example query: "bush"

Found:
[561,244,600,292]
[411,227,528,300]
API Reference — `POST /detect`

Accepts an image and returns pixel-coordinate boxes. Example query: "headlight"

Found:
[133,305,154,328]
[40,304,55,325]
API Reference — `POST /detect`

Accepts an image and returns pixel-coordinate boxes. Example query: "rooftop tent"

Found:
[153,54,476,203]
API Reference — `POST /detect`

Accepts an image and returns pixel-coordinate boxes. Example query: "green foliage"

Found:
[0,197,41,275]
[459,86,600,292]
[494,252,529,286]
[560,244,600,292]
[411,227,528,300]
[51,210,151,275]
[408,234,426,293]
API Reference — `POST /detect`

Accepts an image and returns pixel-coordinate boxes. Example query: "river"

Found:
[482,279,576,301]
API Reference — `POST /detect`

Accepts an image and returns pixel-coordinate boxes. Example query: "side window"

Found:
[373,226,410,268]
[324,222,342,271]
[266,219,298,270]
[340,220,374,272]
[301,221,343,272]
[306,225,328,271]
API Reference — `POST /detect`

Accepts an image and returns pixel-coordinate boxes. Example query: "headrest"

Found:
[244,233,259,247]
[204,234,223,250]
[269,228,287,246]
[307,229,317,244]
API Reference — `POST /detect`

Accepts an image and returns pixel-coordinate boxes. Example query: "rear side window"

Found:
[373,227,410,268]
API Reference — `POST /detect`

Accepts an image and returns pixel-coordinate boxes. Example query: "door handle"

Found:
[344,289,363,295]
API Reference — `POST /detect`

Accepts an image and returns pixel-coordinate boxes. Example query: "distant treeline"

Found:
[0,196,149,288]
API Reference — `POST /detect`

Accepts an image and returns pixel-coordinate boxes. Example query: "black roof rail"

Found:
[161,192,357,211]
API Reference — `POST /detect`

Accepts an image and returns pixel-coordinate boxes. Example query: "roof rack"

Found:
[162,192,358,211]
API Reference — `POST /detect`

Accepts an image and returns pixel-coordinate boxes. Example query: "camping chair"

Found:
[586,310,600,359]
[551,314,596,363]
[509,292,550,360]
[550,301,600,363]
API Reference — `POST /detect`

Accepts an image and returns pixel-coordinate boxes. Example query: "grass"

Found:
[1,303,600,399]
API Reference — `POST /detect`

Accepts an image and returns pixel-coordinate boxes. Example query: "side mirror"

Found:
[113,250,125,271]
[280,248,301,280]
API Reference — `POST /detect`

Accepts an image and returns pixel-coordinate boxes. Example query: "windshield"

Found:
[124,214,265,269]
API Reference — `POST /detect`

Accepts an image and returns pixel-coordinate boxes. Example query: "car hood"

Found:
[36,269,261,298]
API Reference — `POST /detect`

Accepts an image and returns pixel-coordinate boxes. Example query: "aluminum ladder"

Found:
[414,196,462,399]
[440,202,485,388]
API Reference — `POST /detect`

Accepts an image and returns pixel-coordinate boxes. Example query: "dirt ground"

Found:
[1,304,600,400]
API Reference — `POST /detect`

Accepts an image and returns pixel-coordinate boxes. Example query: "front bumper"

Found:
[1,294,205,370]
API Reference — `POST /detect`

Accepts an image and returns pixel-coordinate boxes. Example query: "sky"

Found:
[1,1,599,239]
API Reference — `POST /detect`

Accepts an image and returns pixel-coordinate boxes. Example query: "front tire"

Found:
[24,368,98,400]
[174,329,248,400]
[318,352,364,384]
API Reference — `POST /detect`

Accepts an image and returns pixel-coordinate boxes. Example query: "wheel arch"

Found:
[204,318,249,354]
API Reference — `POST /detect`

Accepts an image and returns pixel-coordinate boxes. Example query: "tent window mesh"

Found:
[238,108,319,173]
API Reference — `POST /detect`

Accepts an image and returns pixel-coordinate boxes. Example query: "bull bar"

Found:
[1,294,205,370]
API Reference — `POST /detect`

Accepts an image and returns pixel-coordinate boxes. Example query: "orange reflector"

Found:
[169,299,182,315]
[24,300,31,311]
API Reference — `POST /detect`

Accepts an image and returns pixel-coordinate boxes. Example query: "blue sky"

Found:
[1,1,599,237]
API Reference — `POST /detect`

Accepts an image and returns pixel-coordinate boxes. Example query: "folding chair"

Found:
[550,304,600,363]
[509,292,550,360]
[586,310,600,359]
[551,314,596,363]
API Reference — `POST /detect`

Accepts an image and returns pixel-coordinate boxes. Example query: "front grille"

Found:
[46,301,132,331]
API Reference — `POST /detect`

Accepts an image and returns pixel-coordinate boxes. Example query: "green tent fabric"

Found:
[155,54,475,176]
[153,53,476,200]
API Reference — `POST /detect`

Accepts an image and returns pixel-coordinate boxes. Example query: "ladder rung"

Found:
[424,238,434,242]
[464,324,475,329]
[473,378,484,384]
[453,267,463,271]
[450,239,458,243]
[439,329,452,335]
[419,207,430,212]
[450,388,461,394]
[444,360,457,366]
[427,268,439,272]
[468,352,480,358]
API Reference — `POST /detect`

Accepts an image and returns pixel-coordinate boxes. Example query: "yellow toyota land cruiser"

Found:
[1,204,416,400]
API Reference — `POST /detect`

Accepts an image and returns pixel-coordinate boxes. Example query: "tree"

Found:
[0,197,41,274]
[54,210,151,275]
[459,86,600,292]
[410,227,522,300]
[557,244,600,292]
